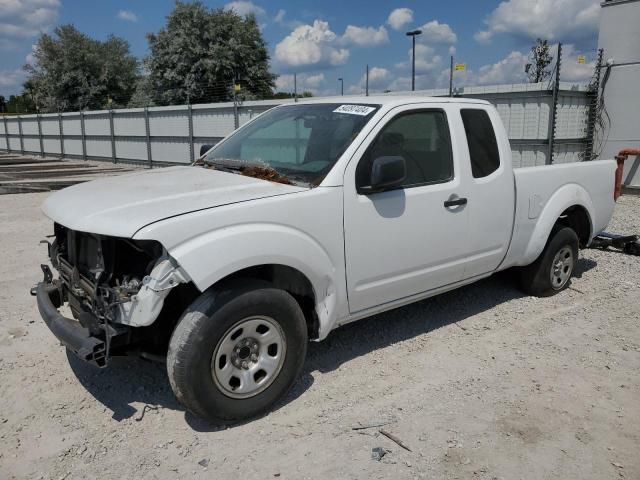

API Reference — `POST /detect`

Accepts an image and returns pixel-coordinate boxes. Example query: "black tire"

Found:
[167,281,308,422]
[519,226,579,297]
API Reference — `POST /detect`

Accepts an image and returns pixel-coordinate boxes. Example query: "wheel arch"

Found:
[209,264,320,340]
[522,183,595,265]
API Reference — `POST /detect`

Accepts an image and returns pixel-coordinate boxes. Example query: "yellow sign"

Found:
[234,84,241,92]
[454,63,466,71]
[577,55,586,64]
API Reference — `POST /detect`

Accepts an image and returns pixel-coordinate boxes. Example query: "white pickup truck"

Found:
[34,97,617,422]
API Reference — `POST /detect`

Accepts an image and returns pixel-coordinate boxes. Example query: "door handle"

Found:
[444,196,468,208]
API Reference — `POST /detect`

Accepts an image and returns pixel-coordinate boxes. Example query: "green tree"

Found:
[526,38,553,83]
[24,25,138,112]
[146,1,276,105]
[268,91,314,100]
[5,91,36,114]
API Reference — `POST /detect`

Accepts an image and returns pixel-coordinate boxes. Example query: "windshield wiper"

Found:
[203,157,247,171]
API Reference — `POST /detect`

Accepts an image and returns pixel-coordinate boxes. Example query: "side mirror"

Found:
[360,156,407,194]
[199,144,214,157]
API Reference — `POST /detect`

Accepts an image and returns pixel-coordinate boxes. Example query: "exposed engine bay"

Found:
[45,223,191,363]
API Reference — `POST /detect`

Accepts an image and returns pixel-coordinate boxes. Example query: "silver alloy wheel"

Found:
[550,245,574,290]
[211,316,286,399]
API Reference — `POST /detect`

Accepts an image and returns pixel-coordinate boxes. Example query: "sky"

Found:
[0,0,603,97]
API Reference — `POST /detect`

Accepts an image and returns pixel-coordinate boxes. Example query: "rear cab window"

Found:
[460,108,500,178]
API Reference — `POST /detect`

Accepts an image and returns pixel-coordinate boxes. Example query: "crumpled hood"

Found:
[42,166,306,238]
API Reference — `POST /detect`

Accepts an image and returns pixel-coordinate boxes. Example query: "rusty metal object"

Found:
[614,148,640,201]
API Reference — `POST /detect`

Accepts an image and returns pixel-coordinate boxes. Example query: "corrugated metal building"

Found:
[597,0,640,187]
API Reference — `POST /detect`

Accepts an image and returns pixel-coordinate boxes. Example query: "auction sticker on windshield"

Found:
[333,105,376,116]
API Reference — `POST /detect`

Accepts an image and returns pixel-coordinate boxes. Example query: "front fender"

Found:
[522,183,594,265]
[166,223,341,339]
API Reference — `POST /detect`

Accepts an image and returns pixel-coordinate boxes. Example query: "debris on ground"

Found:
[371,447,388,461]
[379,429,412,452]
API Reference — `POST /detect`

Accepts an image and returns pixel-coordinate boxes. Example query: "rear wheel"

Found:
[519,226,579,297]
[167,283,307,422]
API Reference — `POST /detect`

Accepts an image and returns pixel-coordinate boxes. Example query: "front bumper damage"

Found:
[32,227,191,368]
[33,265,116,367]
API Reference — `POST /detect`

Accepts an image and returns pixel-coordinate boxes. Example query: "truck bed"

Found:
[500,160,617,269]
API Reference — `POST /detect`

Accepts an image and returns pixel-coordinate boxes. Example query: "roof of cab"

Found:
[289,95,491,107]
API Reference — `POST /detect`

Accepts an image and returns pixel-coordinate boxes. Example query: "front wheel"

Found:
[519,226,579,297]
[167,283,308,422]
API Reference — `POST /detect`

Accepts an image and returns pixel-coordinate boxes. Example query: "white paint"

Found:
[41,96,616,339]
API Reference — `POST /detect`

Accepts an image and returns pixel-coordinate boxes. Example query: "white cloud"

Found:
[275,20,349,69]
[476,50,529,84]
[387,8,413,31]
[116,10,138,22]
[224,1,265,17]
[25,43,37,65]
[340,25,389,47]
[552,43,594,82]
[0,0,60,40]
[418,20,457,44]
[475,0,600,43]
[0,68,25,88]
[275,72,325,93]
[274,9,285,23]
[397,44,443,73]
[474,44,592,86]
[474,30,493,44]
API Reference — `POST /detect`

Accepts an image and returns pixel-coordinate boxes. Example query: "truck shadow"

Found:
[67,258,597,430]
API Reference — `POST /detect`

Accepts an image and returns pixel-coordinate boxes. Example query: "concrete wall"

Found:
[0,84,592,169]
[598,0,640,187]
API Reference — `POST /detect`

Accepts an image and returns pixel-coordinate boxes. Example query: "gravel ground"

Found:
[0,192,639,480]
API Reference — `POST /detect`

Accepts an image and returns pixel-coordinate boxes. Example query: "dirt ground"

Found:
[0,191,638,480]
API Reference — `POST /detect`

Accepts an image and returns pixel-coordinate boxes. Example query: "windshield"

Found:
[204,103,380,186]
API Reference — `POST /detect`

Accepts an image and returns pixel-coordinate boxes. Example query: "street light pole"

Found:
[406,29,422,91]
[338,77,344,96]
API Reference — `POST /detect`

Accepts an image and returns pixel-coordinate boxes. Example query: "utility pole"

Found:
[294,73,298,102]
[232,75,240,130]
[365,64,369,96]
[406,29,422,91]
[338,77,344,96]
[546,43,562,164]
[449,55,454,97]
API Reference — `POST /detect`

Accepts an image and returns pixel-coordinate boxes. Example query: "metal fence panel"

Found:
[41,117,60,135]
[192,107,236,138]
[43,137,61,155]
[511,146,547,168]
[555,94,589,139]
[63,138,83,156]
[114,112,146,137]
[151,140,190,164]
[149,110,189,137]
[21,117,39,135]
[84,113,110,136]
[86,138,112,158]
[7,119,19,134]
[62,116,82,136]
[23,137,40,153]
[1,83,594,168]
[115,138,147,161]
[8,137,21,150]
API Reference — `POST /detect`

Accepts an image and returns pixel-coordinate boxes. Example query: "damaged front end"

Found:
[32,223,190,367]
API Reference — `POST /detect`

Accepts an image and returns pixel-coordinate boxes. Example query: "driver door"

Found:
[343,105,470,313]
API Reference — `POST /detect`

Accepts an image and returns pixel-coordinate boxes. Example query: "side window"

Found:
[460,109,500,178]
[356,110,453,189]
